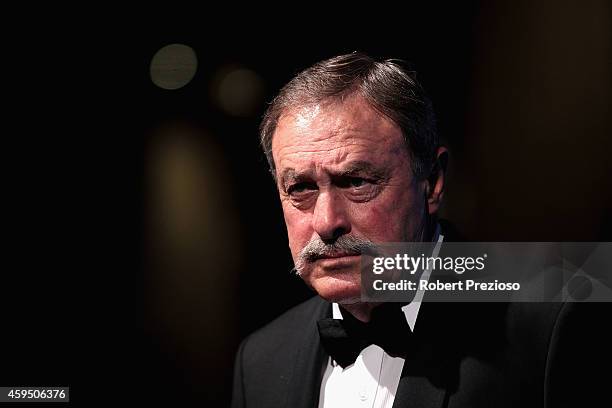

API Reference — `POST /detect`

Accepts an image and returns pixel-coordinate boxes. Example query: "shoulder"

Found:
[542,298,611,406]
[247,295,328,342]
[240,296,328,363]
[232,296,329,407]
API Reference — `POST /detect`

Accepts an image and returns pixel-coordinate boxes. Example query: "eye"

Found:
[337,177,371,189]
[287,182,317,195]
[348,177,367,187]
[336,176,382,202]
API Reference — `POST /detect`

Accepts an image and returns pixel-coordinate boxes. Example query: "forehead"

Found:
[271,95,407,173]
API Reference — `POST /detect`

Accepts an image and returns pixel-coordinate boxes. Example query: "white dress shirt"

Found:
[318,228,444,408]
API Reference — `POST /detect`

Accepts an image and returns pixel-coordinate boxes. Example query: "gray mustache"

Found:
[293,235,378,276]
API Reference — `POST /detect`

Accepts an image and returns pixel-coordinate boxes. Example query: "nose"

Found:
[312,190,351,242]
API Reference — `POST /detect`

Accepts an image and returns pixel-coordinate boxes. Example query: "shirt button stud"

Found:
[359,390,368,401]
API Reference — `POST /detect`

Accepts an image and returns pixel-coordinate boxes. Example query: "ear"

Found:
[426,146,449,215]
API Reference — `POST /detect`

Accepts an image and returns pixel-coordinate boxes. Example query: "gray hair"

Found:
[259,52,439,180]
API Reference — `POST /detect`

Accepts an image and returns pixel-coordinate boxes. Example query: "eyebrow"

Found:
[335,161,387,179]
[279,161,388,188]
[279,168,311,191]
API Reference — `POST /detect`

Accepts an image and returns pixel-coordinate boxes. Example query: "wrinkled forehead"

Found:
[271,96,408,173]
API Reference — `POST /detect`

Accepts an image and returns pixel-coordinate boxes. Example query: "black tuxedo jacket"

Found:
[232,295,609,407]
[232,223,610,407]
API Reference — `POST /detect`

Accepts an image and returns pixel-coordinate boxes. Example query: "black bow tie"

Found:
[317,303,413,368]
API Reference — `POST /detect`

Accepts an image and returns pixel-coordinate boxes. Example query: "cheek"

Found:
[349,188,423,241]
[351,205,403,240]
[281,203,314,256]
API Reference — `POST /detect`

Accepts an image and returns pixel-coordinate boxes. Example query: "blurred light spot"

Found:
[213,67,265,117]
[150,44,198,90]
[146,123,242,379]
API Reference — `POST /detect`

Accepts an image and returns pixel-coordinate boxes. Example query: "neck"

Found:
[341,302,380,323]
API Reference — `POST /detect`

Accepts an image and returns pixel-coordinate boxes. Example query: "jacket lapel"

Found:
[392,302,460,408]
[393,374,448,408]
[284,299,330,408]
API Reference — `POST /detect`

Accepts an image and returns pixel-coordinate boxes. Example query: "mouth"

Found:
[313,254,361,270]
[313,252,361,261]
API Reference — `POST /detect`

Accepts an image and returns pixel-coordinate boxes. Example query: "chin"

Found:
[309,274,362,304]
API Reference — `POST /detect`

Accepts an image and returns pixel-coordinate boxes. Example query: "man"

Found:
[231,53,608,407]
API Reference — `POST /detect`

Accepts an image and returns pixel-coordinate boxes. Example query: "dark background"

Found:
[2,1,610,406]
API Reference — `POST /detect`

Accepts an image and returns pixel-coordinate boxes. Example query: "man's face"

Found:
[271,94,428,304]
